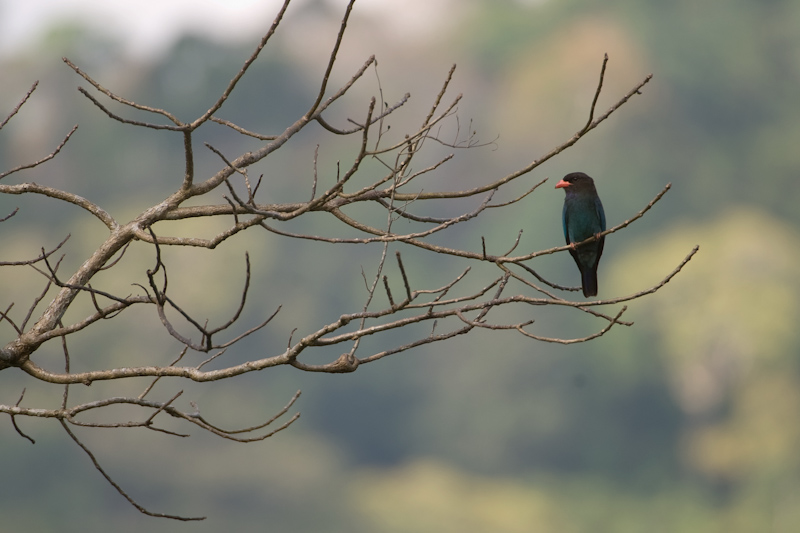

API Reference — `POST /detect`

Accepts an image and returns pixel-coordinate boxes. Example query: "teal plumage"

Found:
[555,172,606,297]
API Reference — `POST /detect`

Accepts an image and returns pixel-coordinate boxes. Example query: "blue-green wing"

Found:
[561,202,571,245]
[595,196,606,232]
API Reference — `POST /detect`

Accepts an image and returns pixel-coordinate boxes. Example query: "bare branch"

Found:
[388,69,653,202]
[316,92,411,135]
[581,53,609,134]
[190,0,293,129]
[0,179,115,227]
[0,207,18,222]
[209,116,278,140]
[0,234,70,266]
[306,0,357,117]
[516,305,628,344]
[38,253,131,304]
[64,59,184,127]
[73,87,183,130]
[0,125,79,181]
[0,1,695,521]
[0,81,39,131]
[10,389,35,444]
[60,420,205,521]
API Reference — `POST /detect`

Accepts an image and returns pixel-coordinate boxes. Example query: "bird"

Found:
[555,172,606,297]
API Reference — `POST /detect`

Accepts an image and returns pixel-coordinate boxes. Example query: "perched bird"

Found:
[555,172,606,297]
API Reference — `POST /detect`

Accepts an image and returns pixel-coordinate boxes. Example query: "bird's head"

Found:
[555,172,596,192]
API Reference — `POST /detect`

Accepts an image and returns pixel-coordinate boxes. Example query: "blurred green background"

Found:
[2,0,800,531]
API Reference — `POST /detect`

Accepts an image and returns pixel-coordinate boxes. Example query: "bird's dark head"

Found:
[555,172,597,193]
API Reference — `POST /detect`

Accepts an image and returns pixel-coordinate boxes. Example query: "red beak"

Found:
[555,179,570,189]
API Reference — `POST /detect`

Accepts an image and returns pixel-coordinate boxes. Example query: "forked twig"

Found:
[60,420,205,521]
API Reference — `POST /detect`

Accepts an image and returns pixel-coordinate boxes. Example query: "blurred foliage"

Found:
[2,0,800,531]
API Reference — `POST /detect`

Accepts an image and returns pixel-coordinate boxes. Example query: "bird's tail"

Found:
[581,268,598,297]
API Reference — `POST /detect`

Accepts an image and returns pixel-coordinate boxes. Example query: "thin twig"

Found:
[1,81,39,130]
[60,420,205,521]
[581,53,608,134]
[0,125,79,180]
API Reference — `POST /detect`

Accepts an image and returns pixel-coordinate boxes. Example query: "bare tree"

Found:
[0,0,697,521]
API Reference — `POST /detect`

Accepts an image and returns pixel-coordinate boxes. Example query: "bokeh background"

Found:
[2,0,800,531]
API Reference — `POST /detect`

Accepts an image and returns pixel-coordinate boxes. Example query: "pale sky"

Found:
[0,0,463,59]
